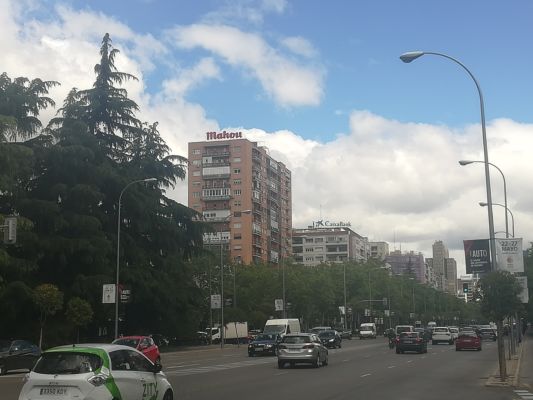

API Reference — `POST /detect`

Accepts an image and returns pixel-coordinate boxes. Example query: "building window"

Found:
[233,179,241,185]
[233,223,242,229]
[305,248,313,252]
[314,247,323,251]
[234,233,242,240]
[233,245,242,250]
[192,149,201,155]
[234,168,240,174]
[305,238,313,243]
[233,157,241,163]
[192,159,202,167]
[305,256,314,262]
[193,171,201,176]
[233,146,241,152]
[192,192,200,198]
[192,181,201,187]
[315,237,323,243]
[234,189,242,196]
[234,200,241,206]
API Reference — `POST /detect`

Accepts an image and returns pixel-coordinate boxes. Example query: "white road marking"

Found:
[360,373,371,378]
[342,359,350,362]
[406,360,413,363]
[387,366,396,369]
[166,363,200,369]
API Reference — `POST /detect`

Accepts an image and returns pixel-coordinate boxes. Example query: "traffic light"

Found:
[462,283,469,293]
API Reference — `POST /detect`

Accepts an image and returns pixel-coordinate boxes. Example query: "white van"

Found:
[359,323,377,339]
[263,319,301,336]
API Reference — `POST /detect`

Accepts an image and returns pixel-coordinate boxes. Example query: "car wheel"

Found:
[277,360,284,369]
[248,352,253,357]
[338,342,342,348]
[449,340,453,345]
[313,357,320,368]
[396,348,401,354]
[432,341,436,345]
[478,347,482,351]
[323,355,328,366]
[163,390,173,400]
[455,347,460,351]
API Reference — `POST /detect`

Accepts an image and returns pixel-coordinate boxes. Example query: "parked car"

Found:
[478,328,497,341]
[396,332,427,354]
[318,330,342,348]
[455,332,482,351]
[431,327,454,345]
[18,343,173,400]
[277,333,328,368]
[248,333,280,356]
[0,340,41,375]
[112,335,161,364]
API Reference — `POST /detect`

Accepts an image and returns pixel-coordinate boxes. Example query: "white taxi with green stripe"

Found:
[18,343,173,400]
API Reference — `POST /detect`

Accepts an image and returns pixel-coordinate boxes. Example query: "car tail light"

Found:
[302,344,315,349]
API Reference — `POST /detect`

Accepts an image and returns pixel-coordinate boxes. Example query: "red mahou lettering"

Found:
[206,131,243,140]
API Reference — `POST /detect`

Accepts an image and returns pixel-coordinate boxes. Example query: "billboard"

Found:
[464,239,491,274]
[495,238,524,273]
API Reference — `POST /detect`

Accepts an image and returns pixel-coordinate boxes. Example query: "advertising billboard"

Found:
[495,238,524,273]
[464,239,491,274]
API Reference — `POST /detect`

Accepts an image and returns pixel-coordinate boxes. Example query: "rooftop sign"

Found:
[206,131,243,140]
[312,220,351,228]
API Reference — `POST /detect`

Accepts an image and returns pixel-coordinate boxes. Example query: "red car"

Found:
[455,332,482,351]
[112,335,161,364]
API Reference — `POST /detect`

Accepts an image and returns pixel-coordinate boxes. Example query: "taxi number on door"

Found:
[40,387,68,395]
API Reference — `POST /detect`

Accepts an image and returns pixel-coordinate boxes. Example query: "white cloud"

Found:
[167,24,324,107]
[202,0,288,25]
[161,58,221,98]
[280,36,318,58]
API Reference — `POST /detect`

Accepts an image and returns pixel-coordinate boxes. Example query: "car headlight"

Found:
[328,339,335,342]
[265,344,272,348]
[248,344,253,348]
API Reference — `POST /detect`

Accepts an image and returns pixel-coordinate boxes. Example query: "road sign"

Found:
[338,306,345,315]
[384,309,390,317]
[364,309,370,317]
[211,294,221,309]
[102,284,115,304]
[120,288,132,303]
[275,299,284,311]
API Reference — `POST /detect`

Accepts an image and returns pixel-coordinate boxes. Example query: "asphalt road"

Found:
[0,338,521,400]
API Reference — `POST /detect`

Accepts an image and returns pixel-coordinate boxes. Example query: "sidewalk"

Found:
[486,327,531,387]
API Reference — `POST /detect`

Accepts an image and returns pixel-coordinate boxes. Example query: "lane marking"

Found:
[166,363,200,369]
[406,360,413,363]
[360,373,371,378]
[387,366,396,369]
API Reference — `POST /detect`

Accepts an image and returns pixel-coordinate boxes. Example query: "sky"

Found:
[4,0,533,275]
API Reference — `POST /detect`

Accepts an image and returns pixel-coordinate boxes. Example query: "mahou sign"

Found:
[206,131,243,140]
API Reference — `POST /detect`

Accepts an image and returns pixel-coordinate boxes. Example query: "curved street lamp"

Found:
[479,202,515,238]
[115,177,157,339]
[400,51,496,270]
[459,160,508,238]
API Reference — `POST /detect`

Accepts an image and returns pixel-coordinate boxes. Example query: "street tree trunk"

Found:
[496,320,507,381]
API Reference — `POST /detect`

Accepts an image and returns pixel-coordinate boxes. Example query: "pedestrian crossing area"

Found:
[514,390,533,400]
[165,358,275,377]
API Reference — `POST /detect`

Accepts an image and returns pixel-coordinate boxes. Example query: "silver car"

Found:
[277,333,328,368]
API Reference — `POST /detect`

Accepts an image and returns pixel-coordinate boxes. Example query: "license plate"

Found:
[403,340,413,344]
[288,349,301,352]
[40,387,68,395]
[255,348,263,351]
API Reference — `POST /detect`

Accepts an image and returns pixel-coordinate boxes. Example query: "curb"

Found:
[485,337,525,387]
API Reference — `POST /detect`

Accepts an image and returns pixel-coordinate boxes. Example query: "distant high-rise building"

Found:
[292,226,368,266]
[188,134,292,265]
[432,241,449,291]
[369,241,389,260]
[445,258,458,294]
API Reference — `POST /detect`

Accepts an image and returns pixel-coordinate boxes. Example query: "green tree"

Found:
[480,271,522,381]
[66,297,94,343]
[34,283,64,348]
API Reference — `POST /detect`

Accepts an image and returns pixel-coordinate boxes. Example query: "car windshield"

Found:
[0,340,11,352]
[459,333,478,338]
[255,334,277,341]
[434,328,448,332]
[282,336,311,344]
[263,325,285,334]
[113,338,140,348]
[400,333,417,338]
[34,352,103,374]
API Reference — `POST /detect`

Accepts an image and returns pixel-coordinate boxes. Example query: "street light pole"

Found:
[460,160,508,238]
[115,177,157,339]
[479,202,515,239]
[343,264,347,331]
[401,51,497,270]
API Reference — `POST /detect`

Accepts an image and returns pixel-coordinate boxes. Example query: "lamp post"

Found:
[219,210,251,348]
[459,160,508,238]
[343,264,347,331]
[115,177,157,339]
[479,202,515,238]
[400,51,497,270]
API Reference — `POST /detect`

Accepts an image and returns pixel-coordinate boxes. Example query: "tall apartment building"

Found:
[385,250,426,283]
[368,241,389,260]
[188,133,292,265]
[445,258,458,295]
[292,226,368,266]
[432,241,449,291]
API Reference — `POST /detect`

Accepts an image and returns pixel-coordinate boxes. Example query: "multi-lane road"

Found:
[0,338,524,399]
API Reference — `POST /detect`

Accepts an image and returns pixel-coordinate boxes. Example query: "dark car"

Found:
[455,332,482,351]
[396,332,427,354]
[0,340,41,375]
[413,328,431,342]
[248,333,280,356]
[478,328,497,341]
[318,330,342,349]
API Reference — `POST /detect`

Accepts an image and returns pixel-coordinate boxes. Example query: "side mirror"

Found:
[153,363,163,373]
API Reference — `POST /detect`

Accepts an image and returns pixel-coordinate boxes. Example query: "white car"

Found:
[449,326,459,341]
[431,327,454,345]
[18,343,173,400]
